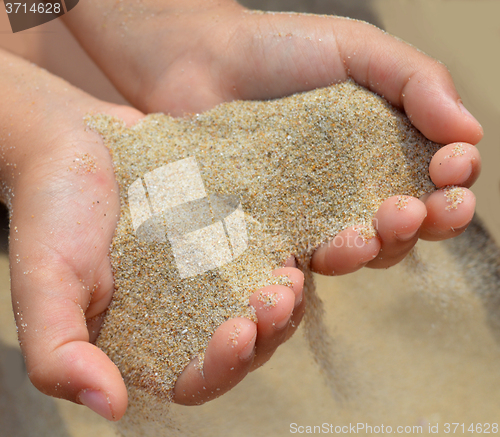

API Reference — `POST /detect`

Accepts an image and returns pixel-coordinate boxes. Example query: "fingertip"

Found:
[173,318,256,405]
[248,285,295,370]
[364,196,425,269]
[429,143,481,188]
[250,285,295,331]
[374,195,427,240]
[401,68,483,146]
[77,388,119,422]
[76,346,128,422]
[310,227,380,275]
[420,187,475,241]
[272,266,304,305]
[211,318,257,363]
[457,100,484,144]
[27,341,127,421]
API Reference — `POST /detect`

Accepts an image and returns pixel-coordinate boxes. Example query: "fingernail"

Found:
[274,316,291,330]
[395,229,418,242]
[238,333,256,361]
[294,289,303,307]
[450,223,469,233]
[458,100,481,127]
[78,389,115,421]
[460,163,473,183]
[274,305,294,330]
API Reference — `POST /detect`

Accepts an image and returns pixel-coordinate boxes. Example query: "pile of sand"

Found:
[88,80,439,426]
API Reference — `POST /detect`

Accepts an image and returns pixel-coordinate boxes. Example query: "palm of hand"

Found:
[8,101,141,418]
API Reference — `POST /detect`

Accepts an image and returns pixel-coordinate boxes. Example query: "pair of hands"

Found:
[2,0,482,422]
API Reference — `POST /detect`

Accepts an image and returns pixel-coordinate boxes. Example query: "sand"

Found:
[87,79,440,408]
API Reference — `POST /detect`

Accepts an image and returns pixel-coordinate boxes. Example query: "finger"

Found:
[285,284,306,342]
[173,265,304,401]
[429,143,481,188]
[272,266,305,344]
[222,13,483,145]
[282,255,297,268]
[420,187,476,241]
[310,227,380,276]
[273,265,304,308]
[366,196,426,269]
[249,265,304,370]
[334,19,484,145]
[173,318,256,405]
[248,285,295,369]
[250,264,304,370]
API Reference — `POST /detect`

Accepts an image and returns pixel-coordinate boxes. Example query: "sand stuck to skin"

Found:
[88,80,440,411]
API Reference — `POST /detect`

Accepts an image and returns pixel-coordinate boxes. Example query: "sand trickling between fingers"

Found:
[87,80,440,431]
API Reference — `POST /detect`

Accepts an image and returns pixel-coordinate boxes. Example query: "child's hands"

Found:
[65,0,482,275]
[3,0,483,422]
[0,49,304,420]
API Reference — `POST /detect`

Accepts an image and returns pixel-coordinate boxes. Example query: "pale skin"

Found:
[0,0,482,422]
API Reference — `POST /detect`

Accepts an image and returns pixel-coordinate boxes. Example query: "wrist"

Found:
[62,0,247,112]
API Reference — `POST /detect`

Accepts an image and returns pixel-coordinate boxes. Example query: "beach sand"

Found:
[1,1,500,436]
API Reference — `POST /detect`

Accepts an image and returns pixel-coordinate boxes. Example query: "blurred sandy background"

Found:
[1,1,499,436]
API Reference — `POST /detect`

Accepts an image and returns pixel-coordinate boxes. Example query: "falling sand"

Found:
[88,80,440,430]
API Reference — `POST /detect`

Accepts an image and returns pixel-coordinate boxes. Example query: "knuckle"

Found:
[26,361,52,395]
